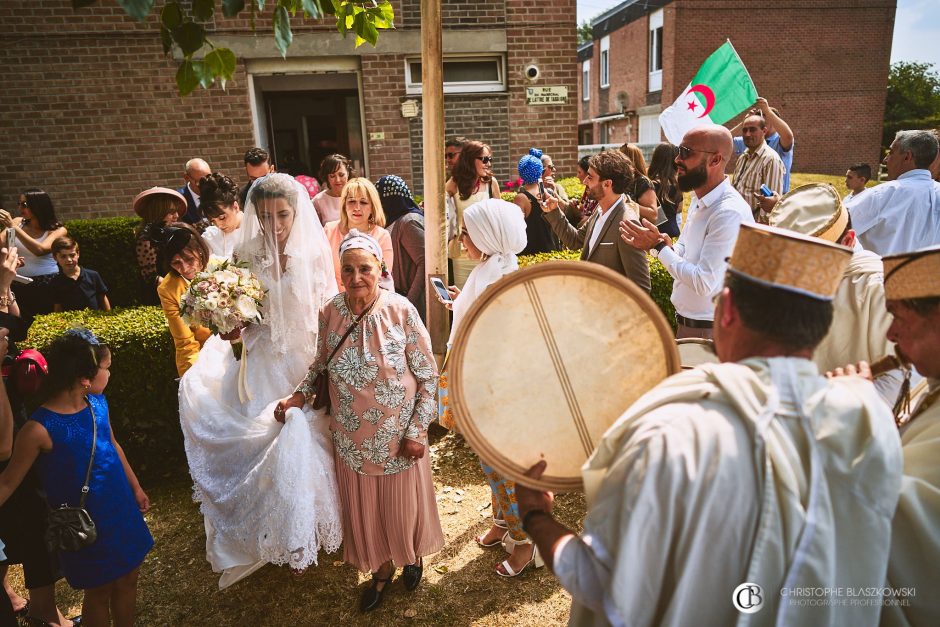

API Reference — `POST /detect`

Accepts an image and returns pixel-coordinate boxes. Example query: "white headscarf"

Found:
[235,173,337,355]
[449,198,527,343]
[338,228,395,292]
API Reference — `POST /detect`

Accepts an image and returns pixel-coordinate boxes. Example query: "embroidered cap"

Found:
[883,245,940,300]
[768,183,848,243]
[727,223,852,300]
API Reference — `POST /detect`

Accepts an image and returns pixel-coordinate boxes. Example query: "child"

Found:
[0,329,152,627]
[50,236,111,312]
[843,163,871,202]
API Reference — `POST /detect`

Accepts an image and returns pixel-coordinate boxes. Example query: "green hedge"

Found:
[65,216,142,307]
[518,249,675,330]
[26,307,180,462]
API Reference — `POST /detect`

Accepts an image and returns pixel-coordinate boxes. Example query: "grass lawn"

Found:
[8,430,585,626]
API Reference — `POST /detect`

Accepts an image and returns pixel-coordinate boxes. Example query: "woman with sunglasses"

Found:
[445,140,500,289]
[0,190,68,327]
[151,223,211,377]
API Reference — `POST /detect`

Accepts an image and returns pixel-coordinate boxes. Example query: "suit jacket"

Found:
[544,196,651,292]
[157,271,211,377]
[177,185,202,225]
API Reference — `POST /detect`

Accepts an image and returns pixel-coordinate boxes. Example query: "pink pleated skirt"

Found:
[335,453,445,573]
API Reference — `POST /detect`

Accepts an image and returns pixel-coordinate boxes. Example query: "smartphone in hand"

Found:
[759,184,774,197]
[429,277,453,303]
[538,181,547,202]
[4,228,13,251]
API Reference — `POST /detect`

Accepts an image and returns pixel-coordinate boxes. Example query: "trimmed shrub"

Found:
[26,307,181,461]
[64,216,142,307]
[557,176,585,200]
[518,249,675,330]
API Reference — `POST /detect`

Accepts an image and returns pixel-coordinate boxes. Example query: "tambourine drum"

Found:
[449,261,681,492]
[676,338,719,369]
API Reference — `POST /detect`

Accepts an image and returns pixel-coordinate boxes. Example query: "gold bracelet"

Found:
[0,291,15,307]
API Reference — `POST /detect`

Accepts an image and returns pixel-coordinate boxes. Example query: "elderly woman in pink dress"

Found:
[277,230,443,614]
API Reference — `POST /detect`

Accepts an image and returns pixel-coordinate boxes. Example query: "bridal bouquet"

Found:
[180,258,265,335]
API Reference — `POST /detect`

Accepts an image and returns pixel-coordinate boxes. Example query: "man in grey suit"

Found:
[540,151,651,292]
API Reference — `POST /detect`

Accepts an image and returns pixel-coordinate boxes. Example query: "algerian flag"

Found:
[658,41,757,145]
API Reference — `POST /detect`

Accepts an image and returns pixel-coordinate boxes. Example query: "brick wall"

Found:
[1,0,578,219]
[670,0,895,175]
[407,95,511,195]
[0,29,254,220]
[505,3,578,177]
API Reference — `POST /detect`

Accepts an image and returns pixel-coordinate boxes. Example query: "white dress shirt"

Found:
[586,196,620,255]
[845,169,940,255]
[657,177,753,320]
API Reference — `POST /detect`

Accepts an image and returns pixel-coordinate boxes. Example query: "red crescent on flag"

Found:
[687,84,716,118]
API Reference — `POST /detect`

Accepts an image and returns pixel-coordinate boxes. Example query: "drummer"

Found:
[515,223,903,626]
[766,183,904,406]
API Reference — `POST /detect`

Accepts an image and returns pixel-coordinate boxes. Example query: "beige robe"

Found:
[562,358,901,627]
[812,250,903,403]
[881,378,940,626]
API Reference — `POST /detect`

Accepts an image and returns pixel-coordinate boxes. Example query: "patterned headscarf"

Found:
[376,175,422,226]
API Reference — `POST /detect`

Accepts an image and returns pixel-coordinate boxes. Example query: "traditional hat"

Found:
[132,187,186,217]
[727,223,852,300]
[882,245,940,300]
[768,183,848,243]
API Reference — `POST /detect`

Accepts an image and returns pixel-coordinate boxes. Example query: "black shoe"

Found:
[402,558,423,591]
[359,573,393,613]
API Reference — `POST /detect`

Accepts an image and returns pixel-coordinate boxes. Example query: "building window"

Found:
[404,55,506,94]
[582,60,590,101]
[600,36,610,89]
[648,9,663,93]
[638,114,661,144]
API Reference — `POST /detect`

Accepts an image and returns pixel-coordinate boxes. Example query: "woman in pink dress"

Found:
[277,230,443,613]
[323,178,394,293]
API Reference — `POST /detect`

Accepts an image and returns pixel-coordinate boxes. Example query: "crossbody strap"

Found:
[323,294,380,368]
[78,395,97,509]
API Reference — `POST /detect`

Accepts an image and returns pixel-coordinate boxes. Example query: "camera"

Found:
[524,64,539,81]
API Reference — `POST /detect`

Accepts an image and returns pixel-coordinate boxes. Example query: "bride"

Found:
[178,173,342,588]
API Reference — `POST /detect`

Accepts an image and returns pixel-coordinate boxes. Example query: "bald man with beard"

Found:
[620,124,753,338]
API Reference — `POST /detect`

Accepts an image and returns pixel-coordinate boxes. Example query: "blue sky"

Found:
[576,0,940,69]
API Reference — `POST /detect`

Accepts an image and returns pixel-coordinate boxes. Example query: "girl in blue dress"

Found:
[0,329,152,627]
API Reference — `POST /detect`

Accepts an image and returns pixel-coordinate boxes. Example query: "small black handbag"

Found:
[45,397,98,552]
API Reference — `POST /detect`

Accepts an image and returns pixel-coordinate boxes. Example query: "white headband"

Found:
[339,229,384,263]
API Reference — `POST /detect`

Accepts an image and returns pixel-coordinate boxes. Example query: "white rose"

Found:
[213,270,239,286]
[235,295,259,320]
[203,294,219,310]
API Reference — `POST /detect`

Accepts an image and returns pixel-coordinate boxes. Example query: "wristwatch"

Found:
[650,241,667,258]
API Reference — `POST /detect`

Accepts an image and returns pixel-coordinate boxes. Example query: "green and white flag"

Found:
[659,41,757,144]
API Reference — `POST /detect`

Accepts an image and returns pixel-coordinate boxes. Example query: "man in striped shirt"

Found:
[732,113,785,223]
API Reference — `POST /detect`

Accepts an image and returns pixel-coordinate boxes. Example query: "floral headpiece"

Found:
[64,327,100,346]
[518,154,544,184]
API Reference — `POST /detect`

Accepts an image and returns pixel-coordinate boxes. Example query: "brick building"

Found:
[577,0,896,175]
[0,1,576,220]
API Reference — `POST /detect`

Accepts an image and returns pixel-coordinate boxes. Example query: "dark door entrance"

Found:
[264,90,365,179]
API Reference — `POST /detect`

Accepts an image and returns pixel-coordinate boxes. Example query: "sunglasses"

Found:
[478,156,492,165]
[677,145,718,160]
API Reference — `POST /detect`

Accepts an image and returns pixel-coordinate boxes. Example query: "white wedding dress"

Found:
[178,174,342,588]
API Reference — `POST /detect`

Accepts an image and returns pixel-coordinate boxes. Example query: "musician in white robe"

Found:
[767,183,905,405]
[877,246,940,626]
[516,223,903,627]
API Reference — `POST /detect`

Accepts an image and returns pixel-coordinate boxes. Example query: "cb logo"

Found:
[732,582,764,614]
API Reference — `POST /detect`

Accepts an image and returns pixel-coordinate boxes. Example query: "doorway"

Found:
[264,90,365,178]
[248,65,367,181]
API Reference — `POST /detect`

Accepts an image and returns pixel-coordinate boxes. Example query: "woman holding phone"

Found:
[0,190,68,327]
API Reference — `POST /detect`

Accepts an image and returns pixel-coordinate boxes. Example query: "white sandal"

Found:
[495,541,543,577]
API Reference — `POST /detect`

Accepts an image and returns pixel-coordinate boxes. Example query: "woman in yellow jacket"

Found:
[151,222,211,376]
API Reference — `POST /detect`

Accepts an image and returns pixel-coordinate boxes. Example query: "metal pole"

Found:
[421,0,448,359]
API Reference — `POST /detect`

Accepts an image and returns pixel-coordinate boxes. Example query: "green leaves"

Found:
[273,4,293,58]
[204,48,237,89]
[117,0,155,22]
[77,0,396,95]
[192,0,215,21]
[222,0,246,18]
[176,60,200,96]
[173,21,206,56]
